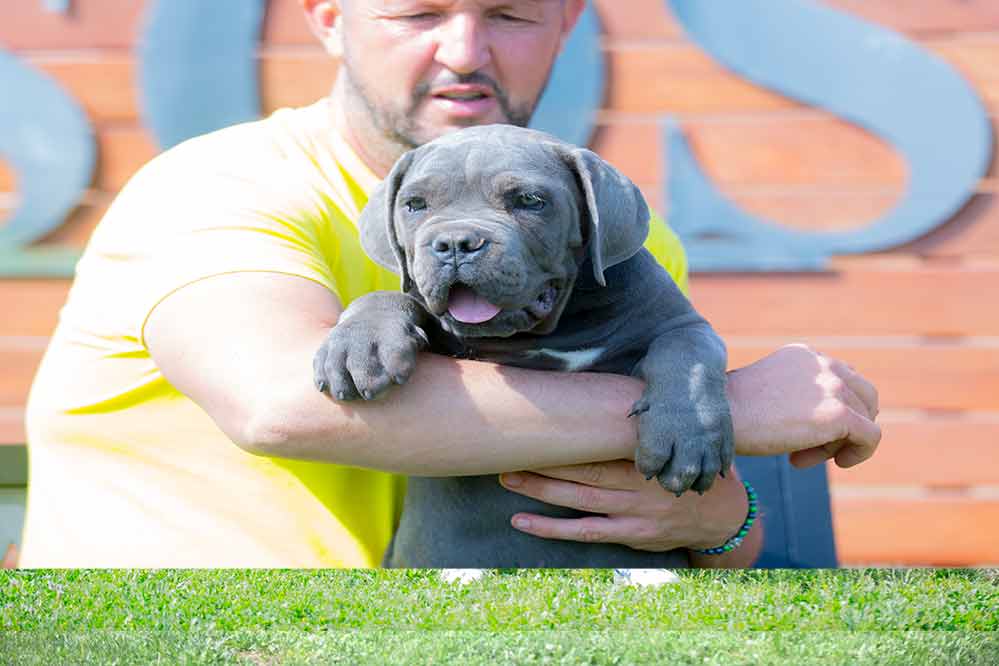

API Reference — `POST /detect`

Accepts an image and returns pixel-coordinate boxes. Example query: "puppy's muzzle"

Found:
[430,229,489,263]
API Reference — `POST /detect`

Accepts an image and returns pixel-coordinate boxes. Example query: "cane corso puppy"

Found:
[313,125,734,568]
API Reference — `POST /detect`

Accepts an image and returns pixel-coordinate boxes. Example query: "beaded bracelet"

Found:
[693,480,758,555]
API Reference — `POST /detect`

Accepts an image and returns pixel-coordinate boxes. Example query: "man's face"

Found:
[337,0,581,149]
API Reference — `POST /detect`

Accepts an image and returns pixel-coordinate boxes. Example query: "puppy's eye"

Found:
[515,192,546,211]
[403,197,428,213]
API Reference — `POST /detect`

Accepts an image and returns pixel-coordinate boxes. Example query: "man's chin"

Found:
[413,116,510,141]
[406,104,530,141]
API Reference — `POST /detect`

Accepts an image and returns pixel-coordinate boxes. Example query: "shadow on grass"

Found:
[2,629,998,665]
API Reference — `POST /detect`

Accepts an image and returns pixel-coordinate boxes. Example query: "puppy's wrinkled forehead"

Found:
[403,127,570,199]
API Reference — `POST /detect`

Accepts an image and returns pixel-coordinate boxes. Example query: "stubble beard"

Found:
[341,55,547,152]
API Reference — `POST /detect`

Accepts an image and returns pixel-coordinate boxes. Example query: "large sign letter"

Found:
[529,3,604,147]
[0,49,95,276]
[665,0,993,271]
[138,0,266,150]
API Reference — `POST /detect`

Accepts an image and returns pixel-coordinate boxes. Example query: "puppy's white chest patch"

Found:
[527,347,605,372]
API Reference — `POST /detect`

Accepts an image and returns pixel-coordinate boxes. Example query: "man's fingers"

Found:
[833,432,880,469]
[830,359,879,418]
[509,513,648,546]
[836,383,874,426]
[837,407,882,467]
[790,404,882,469]
[789,441,841,468]
[524,460,643,490]
[499,472,639,514]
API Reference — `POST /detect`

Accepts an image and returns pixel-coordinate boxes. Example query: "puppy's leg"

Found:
[631,322,734,495]
[314,292,432,401]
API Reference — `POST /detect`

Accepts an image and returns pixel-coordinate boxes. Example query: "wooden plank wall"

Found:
[2,0,998,566]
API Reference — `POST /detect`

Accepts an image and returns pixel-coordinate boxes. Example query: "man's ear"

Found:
[359,150,417,292]
[557,146,649,287]
[301,0,344,57]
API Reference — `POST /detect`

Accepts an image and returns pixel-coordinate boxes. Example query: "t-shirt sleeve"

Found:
[642,211,690,298]
[69,129,345,348]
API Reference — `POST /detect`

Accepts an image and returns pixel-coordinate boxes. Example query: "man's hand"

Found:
[493,343,877,565]
[498,461,751,554]
[726,344,881,468]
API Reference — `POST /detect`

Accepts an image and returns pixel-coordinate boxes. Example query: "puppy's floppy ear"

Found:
[559,147,649,287]
[360,149,416,292]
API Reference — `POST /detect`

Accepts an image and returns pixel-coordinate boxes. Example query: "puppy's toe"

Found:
[313,347,330,394]
[345,351,392,400]
[378,341,420,387]
[691,449,722,494]
[324,351,361,401]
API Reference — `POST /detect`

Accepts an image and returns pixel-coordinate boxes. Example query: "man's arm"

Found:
[146,271,878,563]
[146,272,881,475]
[501,343,880,562]
[144,271,643,475]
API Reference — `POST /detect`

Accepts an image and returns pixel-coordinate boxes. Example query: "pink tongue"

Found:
[447,285,502,324]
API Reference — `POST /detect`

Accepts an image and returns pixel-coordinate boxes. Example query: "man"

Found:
[20,0,880,567]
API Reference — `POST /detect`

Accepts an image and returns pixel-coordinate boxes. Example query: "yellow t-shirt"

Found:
[20,99,689,567]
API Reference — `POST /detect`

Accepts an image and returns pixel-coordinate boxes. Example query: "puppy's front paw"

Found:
[630,388,734,495]
[313,318,429,401]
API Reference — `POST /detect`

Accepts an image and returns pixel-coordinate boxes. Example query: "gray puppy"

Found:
[314,125,734,568]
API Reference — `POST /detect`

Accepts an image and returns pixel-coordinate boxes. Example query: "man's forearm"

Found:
[244,336,876,483]
[246,350,645,476]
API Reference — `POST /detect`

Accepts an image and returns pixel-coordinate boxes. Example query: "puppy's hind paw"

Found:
[439,568,489,584]
[612,568,680,587]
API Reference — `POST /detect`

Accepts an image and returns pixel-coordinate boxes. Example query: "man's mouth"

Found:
[429,86,497,117]
[435,91,490,101]
[432,85,493,101]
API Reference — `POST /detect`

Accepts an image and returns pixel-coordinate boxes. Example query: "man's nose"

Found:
[434,14,491,74]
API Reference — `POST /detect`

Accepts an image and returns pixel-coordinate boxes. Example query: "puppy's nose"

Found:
[431,230,489,260]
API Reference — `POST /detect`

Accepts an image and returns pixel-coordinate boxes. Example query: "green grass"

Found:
[1,569,996,664]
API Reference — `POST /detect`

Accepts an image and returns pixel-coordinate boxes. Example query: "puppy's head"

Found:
[359,125,649,338]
